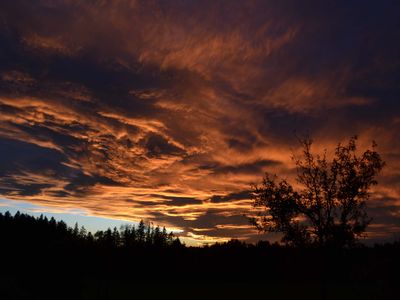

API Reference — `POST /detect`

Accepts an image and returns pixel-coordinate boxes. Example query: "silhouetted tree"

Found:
[112,227,120,247]
[145,222,153,246]
[57,220,67,232]
[137,220,146,244]
[79,226,87,238]
[120,224,137,248]
[250,136,384,247]
[73,222,80,237]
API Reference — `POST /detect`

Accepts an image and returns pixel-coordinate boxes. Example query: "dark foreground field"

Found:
[3,278,395,300]
[0,245,400,299]
[1,211,399,299]
[2,268,398,300]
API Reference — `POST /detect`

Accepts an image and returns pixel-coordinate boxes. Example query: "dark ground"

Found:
[0,211,399,299]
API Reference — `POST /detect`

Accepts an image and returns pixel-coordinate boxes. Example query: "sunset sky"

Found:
[0,0,399,245]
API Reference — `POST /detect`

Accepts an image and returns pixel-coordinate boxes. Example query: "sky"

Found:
[0,0,399,245]
[0,198,139,234]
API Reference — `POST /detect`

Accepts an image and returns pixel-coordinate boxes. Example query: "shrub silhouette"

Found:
[250,136,384,247]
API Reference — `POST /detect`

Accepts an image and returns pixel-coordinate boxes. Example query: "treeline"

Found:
[2,210,400,253]
[0,210,181,249]
[1,211,399,299]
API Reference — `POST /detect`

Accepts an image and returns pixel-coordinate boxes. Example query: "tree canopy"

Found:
[250,136,385,247]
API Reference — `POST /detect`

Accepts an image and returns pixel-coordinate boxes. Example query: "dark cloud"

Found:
[214,160,281,175]
[149,194,200,206]
[141,134,185,158]
[0,138,66,175]
[209,191,251,204]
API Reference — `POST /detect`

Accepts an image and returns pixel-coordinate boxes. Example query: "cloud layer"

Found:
[0,0,399,244]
